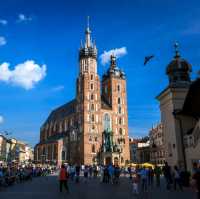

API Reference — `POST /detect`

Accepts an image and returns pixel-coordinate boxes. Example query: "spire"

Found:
[110,54,116,69]
[174,42,180,58]
[85,16,91,48]
[79,17,97,60]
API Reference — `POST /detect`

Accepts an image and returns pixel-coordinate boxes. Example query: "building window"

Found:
[91,74,93,80]
[91,114,95,122]
[91,83,94,90]
[92,144,95,153]
[118,106,122,114]
[119,128,123,135]
[118,97,121,104]
[119,117,122,125]
[89,136,92,142]
[91,104,94,111]
[117,84,121,92]
[95,137,98,142]
[91,94,94,100]
[103,113,111,131]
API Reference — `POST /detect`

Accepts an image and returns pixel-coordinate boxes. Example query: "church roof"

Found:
[45,99,76,124]
[36,133,66,146]
[179,78,200,118]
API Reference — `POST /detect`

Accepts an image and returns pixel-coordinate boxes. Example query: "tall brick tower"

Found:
[101,55,130,165]
[76,18,102,165]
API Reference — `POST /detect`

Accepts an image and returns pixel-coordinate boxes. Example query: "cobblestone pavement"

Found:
[0,173,197,199]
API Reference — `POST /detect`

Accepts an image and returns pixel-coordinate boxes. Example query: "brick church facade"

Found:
[34,21,130,166]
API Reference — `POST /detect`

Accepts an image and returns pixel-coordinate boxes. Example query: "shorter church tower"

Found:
[101,55,130,165]
[157,43,192,168]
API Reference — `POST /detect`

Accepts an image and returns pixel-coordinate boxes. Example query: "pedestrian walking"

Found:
[154,165,161,187]
[191,162,200,199]
[148,167,154,187]
[163,162,172,190]
[108,164,114,184]
[139,167,148,192]
[132,172,139,195]
[84,166,89,183]
[113,165,120,184]
[75,164,81,183]
[103,166,109,183]
[172,165,182,191]
[59,165,69,193]
[89,166,93,179]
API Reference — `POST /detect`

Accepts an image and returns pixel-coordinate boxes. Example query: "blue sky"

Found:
[0,0,200,146]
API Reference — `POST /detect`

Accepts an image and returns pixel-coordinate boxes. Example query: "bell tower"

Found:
[76,17,101,165]
[102,55,130,164]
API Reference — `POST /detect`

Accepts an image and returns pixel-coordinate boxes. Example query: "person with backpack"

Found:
[59,164,69,193]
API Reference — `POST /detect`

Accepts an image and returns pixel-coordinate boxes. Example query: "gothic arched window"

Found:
[92,144,95,153]
[118,97,121,104]
[91,94,94,100]
[91,104,94,111]
[103,113,111,131]
[119,117,122,125]
[119,128,123,135]
[91,114,95,122]
[117,84,121,92]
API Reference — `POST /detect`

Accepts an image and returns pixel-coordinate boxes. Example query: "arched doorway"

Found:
[105,157,112,165]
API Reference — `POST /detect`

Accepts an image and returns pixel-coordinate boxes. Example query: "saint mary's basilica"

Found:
[34,20,130,166]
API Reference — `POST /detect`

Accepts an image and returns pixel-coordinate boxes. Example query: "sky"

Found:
[0,0,200,146]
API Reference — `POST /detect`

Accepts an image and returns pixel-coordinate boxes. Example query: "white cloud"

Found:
[0,60,46,90]
[0,36,7,46]
[100,47,127,65]
[0,115,4,124]
[51,85,65,92]
[0,19,8,25]
[17,14,32,23]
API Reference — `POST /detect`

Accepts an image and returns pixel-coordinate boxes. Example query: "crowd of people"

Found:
[129,161,200,198]
[1,161,200,198]
[58,161,200,198]
[0,163,56,188]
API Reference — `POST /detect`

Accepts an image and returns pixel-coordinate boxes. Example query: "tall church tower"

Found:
[102,55,130,164]
[157,43,192,168]
[76,18,102,165]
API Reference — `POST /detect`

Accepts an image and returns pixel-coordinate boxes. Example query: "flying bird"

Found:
[144,55,155,65]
